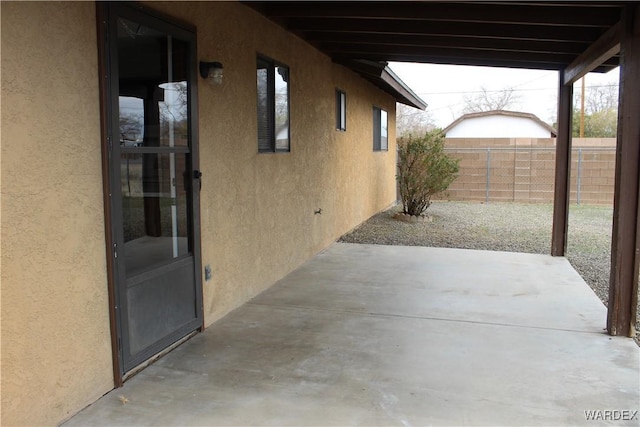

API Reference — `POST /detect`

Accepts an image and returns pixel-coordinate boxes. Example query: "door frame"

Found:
[96,2,203,385]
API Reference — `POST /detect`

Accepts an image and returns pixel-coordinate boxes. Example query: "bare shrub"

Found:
[397,130,459,216]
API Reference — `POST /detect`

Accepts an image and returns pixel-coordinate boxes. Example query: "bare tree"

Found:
[119,113,143,142]
[396,103,436,137]
[584,82,618,114]
[461,86,521,114]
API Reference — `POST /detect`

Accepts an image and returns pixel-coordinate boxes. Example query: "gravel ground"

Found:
[339,201,639,345]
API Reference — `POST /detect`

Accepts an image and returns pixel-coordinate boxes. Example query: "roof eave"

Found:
[380,65,428,110]
[338,59,428,110]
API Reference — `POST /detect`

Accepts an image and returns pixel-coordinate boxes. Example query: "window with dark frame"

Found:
[373,107,388,151]
[336,89,346,131]
[257,55,290,153]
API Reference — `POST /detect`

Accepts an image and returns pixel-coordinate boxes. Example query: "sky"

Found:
[388,62,620,129]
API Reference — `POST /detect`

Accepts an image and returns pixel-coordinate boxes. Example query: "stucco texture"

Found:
[145,1,397,325]
[2,2,398,425]
[1,2,113,426]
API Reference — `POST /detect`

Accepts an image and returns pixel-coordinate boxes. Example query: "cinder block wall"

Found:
[442,138,616,205]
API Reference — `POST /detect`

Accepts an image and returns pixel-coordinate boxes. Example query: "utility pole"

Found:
[580,76,586,137]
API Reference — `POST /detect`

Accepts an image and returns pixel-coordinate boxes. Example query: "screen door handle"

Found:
[193,170,202,190]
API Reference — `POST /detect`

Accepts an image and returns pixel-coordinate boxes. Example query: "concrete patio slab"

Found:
[64,243,640,426]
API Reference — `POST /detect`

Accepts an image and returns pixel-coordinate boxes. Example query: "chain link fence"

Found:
[441,147,616,205]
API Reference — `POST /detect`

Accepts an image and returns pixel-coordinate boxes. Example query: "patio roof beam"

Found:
[333,53,613,73]
[563,21,621,85]
[323,44,586,66]
[551,72,573,257]
[309,32,592,56]
[260,2,621,28]
[608,4,640,337]
[289,19,607,44]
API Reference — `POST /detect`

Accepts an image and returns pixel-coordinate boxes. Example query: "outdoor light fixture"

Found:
[199,61,223,85]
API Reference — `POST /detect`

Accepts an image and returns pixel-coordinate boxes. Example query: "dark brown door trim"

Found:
[96,2,123,387]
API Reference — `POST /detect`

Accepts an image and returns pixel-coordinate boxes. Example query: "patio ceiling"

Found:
[246,1,624,74]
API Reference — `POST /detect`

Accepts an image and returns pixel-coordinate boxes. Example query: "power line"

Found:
[511,72,556,89]
[413,84,617,97]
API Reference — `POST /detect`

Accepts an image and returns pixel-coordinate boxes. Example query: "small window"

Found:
[373,107,388,151]
[257,56,289,153]
[336,89,346,131]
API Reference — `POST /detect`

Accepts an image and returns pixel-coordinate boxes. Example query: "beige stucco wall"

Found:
[1,2,114,426]
[145,1,397,324]
[1,2,397,425]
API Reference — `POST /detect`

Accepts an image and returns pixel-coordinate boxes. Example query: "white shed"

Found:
[444,110,557,138]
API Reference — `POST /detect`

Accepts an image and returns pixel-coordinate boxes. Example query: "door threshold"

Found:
[122,330,199,382]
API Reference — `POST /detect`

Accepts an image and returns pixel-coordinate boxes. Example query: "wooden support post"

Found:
[608,4,640,337]
[551,72,573,257]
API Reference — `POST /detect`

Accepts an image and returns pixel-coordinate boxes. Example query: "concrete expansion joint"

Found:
[367,311,609,335]
[248,302,606,336]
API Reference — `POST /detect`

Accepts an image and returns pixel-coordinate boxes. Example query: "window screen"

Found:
[373,107,388,151]
[257,56,289,153]
[336,89,346,131]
